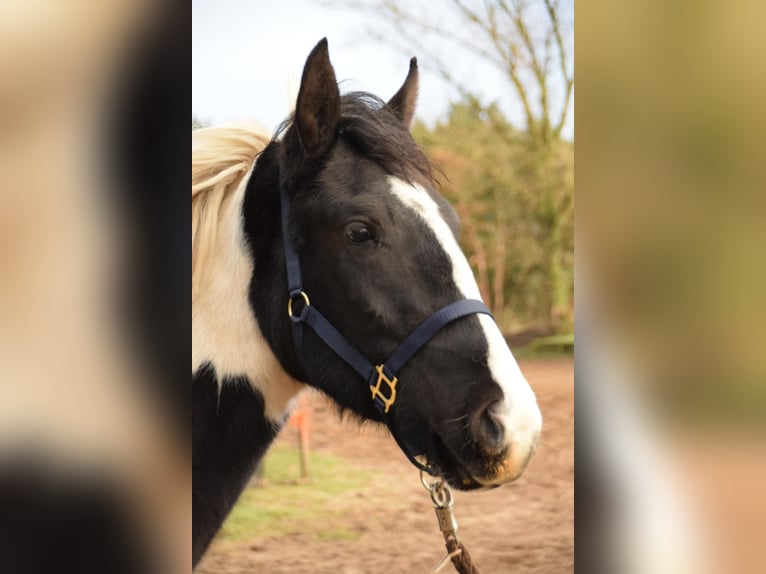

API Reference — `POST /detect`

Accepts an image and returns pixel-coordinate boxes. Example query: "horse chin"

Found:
[428,434,495,491]
[428,427,537,491]
[441,460,513,491]
[444,473,485,491]
[439,459,500,492]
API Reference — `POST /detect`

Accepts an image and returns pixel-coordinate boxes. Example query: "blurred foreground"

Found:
[0,1,188,572]
[578,0,766,572]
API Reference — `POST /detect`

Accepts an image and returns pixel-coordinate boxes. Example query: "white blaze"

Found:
[388,177,542,480]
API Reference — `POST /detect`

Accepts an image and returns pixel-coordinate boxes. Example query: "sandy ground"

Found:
[198,357,573,573]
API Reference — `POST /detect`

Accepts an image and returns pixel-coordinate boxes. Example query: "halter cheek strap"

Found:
[280,180,492,475]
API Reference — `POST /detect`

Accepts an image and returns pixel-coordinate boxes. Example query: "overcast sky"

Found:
[192,0,573,139]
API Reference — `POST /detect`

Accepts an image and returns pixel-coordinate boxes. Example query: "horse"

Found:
[192,38,542,567]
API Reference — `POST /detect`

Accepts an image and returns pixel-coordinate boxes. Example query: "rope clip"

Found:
[421,470,463,573]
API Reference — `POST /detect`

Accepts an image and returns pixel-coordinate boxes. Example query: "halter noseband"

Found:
[279,176,492,476]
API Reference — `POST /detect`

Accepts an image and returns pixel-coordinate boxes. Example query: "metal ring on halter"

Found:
[430,480,453,508]
[287,290,310,322]
[420,468,442,492]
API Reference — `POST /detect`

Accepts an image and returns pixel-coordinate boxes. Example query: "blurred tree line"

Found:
[413,98,573,334]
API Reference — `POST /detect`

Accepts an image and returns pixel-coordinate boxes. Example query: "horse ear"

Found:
[387,57,419,128]
[295,38,340,157]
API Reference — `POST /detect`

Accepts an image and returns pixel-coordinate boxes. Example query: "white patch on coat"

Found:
[388,176,542,481]
[192,162,304,422]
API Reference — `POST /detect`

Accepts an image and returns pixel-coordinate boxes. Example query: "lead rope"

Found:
[420,471,483,574]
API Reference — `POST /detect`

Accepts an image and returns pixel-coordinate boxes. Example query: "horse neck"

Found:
[192,149,305,567]
[192,367,281,566]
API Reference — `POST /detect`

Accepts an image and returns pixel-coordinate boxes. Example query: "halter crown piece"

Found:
[279,175,493,476]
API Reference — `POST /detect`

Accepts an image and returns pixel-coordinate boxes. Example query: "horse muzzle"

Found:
[464,397,542,487]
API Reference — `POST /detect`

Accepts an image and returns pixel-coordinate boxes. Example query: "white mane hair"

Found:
[192,123,272,300]
[191,122,304,421]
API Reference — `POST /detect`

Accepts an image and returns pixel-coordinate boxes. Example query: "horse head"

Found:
[245,39,542,490]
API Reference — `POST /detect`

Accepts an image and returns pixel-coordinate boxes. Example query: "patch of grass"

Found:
[218,446,370,543]
[314,526,362,542]
[514,334,574,358]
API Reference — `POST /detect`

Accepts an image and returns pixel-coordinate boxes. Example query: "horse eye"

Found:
[346,224,375,245]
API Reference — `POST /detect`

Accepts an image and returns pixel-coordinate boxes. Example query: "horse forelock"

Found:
[337,92,434,186]
[274,91,436,191]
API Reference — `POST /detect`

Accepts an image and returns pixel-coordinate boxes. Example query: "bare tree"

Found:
[336,0,573,146]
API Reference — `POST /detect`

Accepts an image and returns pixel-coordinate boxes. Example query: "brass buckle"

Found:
[371,365,398,413]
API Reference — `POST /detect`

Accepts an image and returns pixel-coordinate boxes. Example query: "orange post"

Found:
[287,395,312,479]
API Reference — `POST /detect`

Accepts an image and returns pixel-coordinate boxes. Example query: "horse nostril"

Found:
[475,400,506,456]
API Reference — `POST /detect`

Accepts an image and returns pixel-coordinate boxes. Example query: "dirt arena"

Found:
[198,357,573,573]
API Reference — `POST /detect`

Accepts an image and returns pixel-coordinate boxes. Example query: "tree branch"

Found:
[380,1,508,68]
[544,0,574,137]
[499,0,549,139]
[448,0,538,137]
[363,24,476,102]
[333,0,572,141]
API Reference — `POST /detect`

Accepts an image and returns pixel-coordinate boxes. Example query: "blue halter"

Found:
[279,177,492,475]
